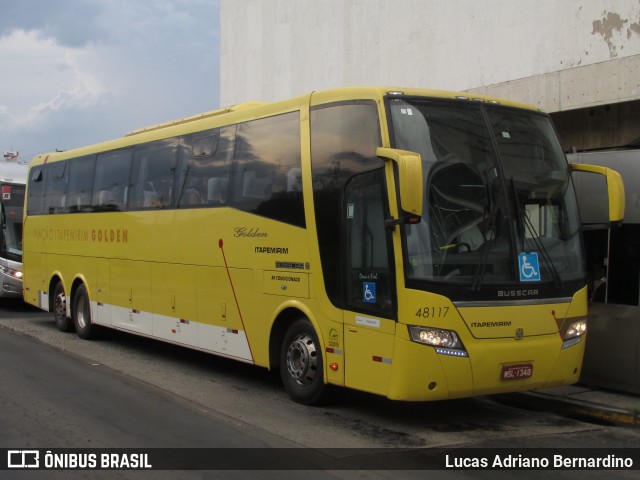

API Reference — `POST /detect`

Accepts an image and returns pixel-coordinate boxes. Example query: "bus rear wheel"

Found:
[53,282,74,332]
[72,284,97,340]
[280,318,326,405]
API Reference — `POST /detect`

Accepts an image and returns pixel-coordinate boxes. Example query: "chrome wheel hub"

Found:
[54,292,66,320]
[286,333,318,385]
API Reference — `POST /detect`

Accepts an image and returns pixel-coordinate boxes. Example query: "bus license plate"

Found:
[501,364,533,381]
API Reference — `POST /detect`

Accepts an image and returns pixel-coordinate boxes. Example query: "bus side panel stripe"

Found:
[89,301,253,363]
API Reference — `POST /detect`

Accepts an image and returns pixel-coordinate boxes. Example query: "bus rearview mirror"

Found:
[377,147,423,223]
[570,163,625,228]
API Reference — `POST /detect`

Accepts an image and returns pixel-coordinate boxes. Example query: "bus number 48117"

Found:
[415,306,449,319]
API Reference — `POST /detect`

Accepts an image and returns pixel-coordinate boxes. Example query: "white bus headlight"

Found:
[561,319,587,350]
[563,319,587,340]
[0,265,22,279]
[408,326,468,357]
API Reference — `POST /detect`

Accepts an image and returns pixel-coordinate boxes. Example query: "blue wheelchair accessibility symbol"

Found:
[518,252,541,282]
[363,282,377,303]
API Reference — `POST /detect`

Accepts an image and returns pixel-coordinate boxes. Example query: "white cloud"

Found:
[0,0,219,159]
[0,29,108,141]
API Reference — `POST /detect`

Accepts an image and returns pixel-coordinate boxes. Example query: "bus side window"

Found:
[231,112,304,227]
[92,149,132,212]
[26,167,45,216]
[43,162,68,214]
[131,139,178,210]
[66,156,96,213]
[177,127,233,209]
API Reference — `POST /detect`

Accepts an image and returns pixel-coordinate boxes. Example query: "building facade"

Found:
[220,0,640,151]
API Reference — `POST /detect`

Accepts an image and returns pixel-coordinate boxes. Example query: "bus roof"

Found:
[125,101,269,137]
[28,86,542,167]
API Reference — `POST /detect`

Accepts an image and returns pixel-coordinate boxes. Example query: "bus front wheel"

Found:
[72,284,96,340]
[280,318,326,405]
[53,282,74,333]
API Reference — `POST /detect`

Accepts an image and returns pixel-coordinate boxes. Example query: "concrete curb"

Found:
[499,391,640,427]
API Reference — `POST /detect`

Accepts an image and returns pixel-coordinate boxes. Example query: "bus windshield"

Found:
[389,98,584,301]
[1,183,25,262]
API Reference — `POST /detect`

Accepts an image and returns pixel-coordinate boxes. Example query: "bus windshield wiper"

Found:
[471,197,499,292]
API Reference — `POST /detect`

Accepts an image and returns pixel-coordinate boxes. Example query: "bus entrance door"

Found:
[343,168,397,395]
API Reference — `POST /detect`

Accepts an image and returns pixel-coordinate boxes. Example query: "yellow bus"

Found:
[23,87,624,404]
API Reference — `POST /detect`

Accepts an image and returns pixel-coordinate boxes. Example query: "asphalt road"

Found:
[0,323,353,480]
[1,299,639,479]
[0,327,279,448]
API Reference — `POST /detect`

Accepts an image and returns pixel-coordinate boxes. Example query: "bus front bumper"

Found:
[385,333,585,401]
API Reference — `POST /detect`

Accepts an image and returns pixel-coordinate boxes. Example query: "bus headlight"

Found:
[0,265,22,279]
[561,319,587,349]
[408,326,468,357]
[563,319,587,340]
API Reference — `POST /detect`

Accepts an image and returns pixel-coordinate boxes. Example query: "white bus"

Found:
[0,159,28,298]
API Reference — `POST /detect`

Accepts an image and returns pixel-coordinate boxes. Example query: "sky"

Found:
[0,0,219,162]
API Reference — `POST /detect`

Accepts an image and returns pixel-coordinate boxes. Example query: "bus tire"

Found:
[53,282,74,333]
[280,318,326,405]
[72,284,96,340]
